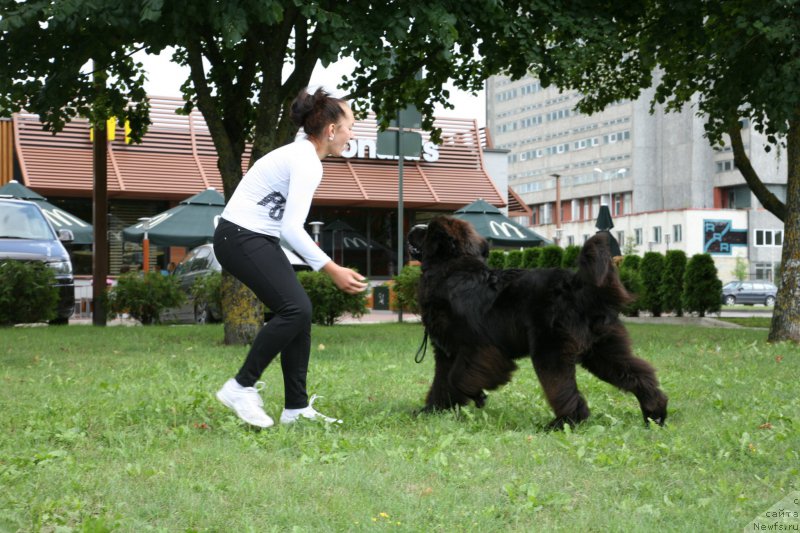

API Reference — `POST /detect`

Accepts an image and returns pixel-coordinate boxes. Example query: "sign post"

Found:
[376,105,422,322]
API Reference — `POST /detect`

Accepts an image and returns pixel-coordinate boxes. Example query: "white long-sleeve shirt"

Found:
[221,138,332,271]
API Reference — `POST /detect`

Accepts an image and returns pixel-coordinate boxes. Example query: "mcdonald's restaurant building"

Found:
[0,96,524,280]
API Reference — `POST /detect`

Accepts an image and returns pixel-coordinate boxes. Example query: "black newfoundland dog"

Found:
[407,216,668,429]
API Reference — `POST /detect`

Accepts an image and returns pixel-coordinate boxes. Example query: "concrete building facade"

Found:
[486,74,787,282]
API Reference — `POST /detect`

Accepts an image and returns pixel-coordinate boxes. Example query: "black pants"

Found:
[213,218,311,409]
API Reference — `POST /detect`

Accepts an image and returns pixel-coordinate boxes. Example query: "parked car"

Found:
[721,280,778,306]
[161,242,311,324]
[0,197,75,324]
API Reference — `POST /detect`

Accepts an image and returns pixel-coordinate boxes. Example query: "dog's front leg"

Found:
[420,343,470,412]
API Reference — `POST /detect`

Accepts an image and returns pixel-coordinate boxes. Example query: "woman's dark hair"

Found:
[290,87,348,139]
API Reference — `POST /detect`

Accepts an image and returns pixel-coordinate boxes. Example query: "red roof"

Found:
[13,96,504,209]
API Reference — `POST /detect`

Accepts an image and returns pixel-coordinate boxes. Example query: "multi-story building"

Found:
[486,74,787,282]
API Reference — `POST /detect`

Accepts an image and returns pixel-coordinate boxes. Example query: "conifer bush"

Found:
[538,245,564,268]
[488,250,506,269]
[505,250,524,268]
[639,252,665,316]
[522,247,541,269]
[683,253,722,317]
[660,250,687,316]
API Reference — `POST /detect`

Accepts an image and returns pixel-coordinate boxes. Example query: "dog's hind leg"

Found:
[580,325,668,426]
[531,354,591,429]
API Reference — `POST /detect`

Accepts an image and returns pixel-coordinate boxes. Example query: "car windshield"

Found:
[0,202,55,240]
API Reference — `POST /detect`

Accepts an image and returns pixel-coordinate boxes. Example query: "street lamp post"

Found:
[550,173,561,245]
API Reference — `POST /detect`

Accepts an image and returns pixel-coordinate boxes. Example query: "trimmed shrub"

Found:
[108,271,185,325]
[505,250,524,269]
[297,270,368,326]
[561,245,581,269]
[621,254,642,272]
[538,245,564,268]
[660,250,687,316]
[683,253,722,317]
[488,250,506,269]
[0,260,58,326]
[619,257,643,317]
[522,247,541,269]
[639,252,665,316]
[393,265,421,314]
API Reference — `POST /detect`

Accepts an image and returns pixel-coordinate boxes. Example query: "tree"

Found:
[1,0,579,344]
[535,0,800,341]
[683,254,722,318]
[733,257,748,282]
[660,250,687,317]
[639,252,664,317]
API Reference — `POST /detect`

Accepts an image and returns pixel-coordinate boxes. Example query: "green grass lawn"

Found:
[1,322,798,532]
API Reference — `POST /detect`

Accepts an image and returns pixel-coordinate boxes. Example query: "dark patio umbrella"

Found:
[594,204,621,257]
[453,198,548,247]
[122,188,225,248]
[0,180,93,244]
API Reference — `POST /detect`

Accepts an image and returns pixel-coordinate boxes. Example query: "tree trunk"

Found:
[768,115,800,343]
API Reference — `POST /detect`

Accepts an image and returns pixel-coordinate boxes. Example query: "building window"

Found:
[755,229,783,247]
[567,235,575,246]
[716,160,735,173]
[754,262,776,281]
[673,224,683,243]
[542,203,552,224]
[613,194,622,216]
[582,199,590,221]
[583,234,590,243]
[635,228,643,245]
[653,226,662,244]
[617,231,624,247]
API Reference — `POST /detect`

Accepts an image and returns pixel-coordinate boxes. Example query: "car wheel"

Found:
[765,296,776,306]
[194,302,210,324]
[723,295,736,306]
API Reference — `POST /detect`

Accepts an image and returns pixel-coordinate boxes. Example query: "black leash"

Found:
[414,328,429,363]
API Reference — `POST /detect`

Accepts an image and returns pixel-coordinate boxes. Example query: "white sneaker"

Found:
[216,378,274,428]
[280,394,342,425]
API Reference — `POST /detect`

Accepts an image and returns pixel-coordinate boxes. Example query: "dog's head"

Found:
[407,216,489,264]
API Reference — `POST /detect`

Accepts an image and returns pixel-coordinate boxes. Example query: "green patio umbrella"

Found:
[0,180,93,244]
[122,188,225,248]
[453,198,548,247]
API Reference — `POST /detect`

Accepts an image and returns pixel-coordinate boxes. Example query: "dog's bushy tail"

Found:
[577,233,633,309]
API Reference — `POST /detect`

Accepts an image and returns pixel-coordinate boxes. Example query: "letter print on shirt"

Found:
[257,192,286,221]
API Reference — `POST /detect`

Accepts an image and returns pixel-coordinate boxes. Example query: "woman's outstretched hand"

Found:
[322,262,368,294]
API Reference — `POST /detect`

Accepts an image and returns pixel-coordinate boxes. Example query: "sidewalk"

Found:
[69,309,420,326]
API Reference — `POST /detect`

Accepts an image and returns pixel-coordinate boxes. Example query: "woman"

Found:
[214,87,367,428]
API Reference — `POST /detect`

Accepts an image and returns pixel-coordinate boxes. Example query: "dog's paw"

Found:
[473,391,488,408]
[641,393,668,427]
